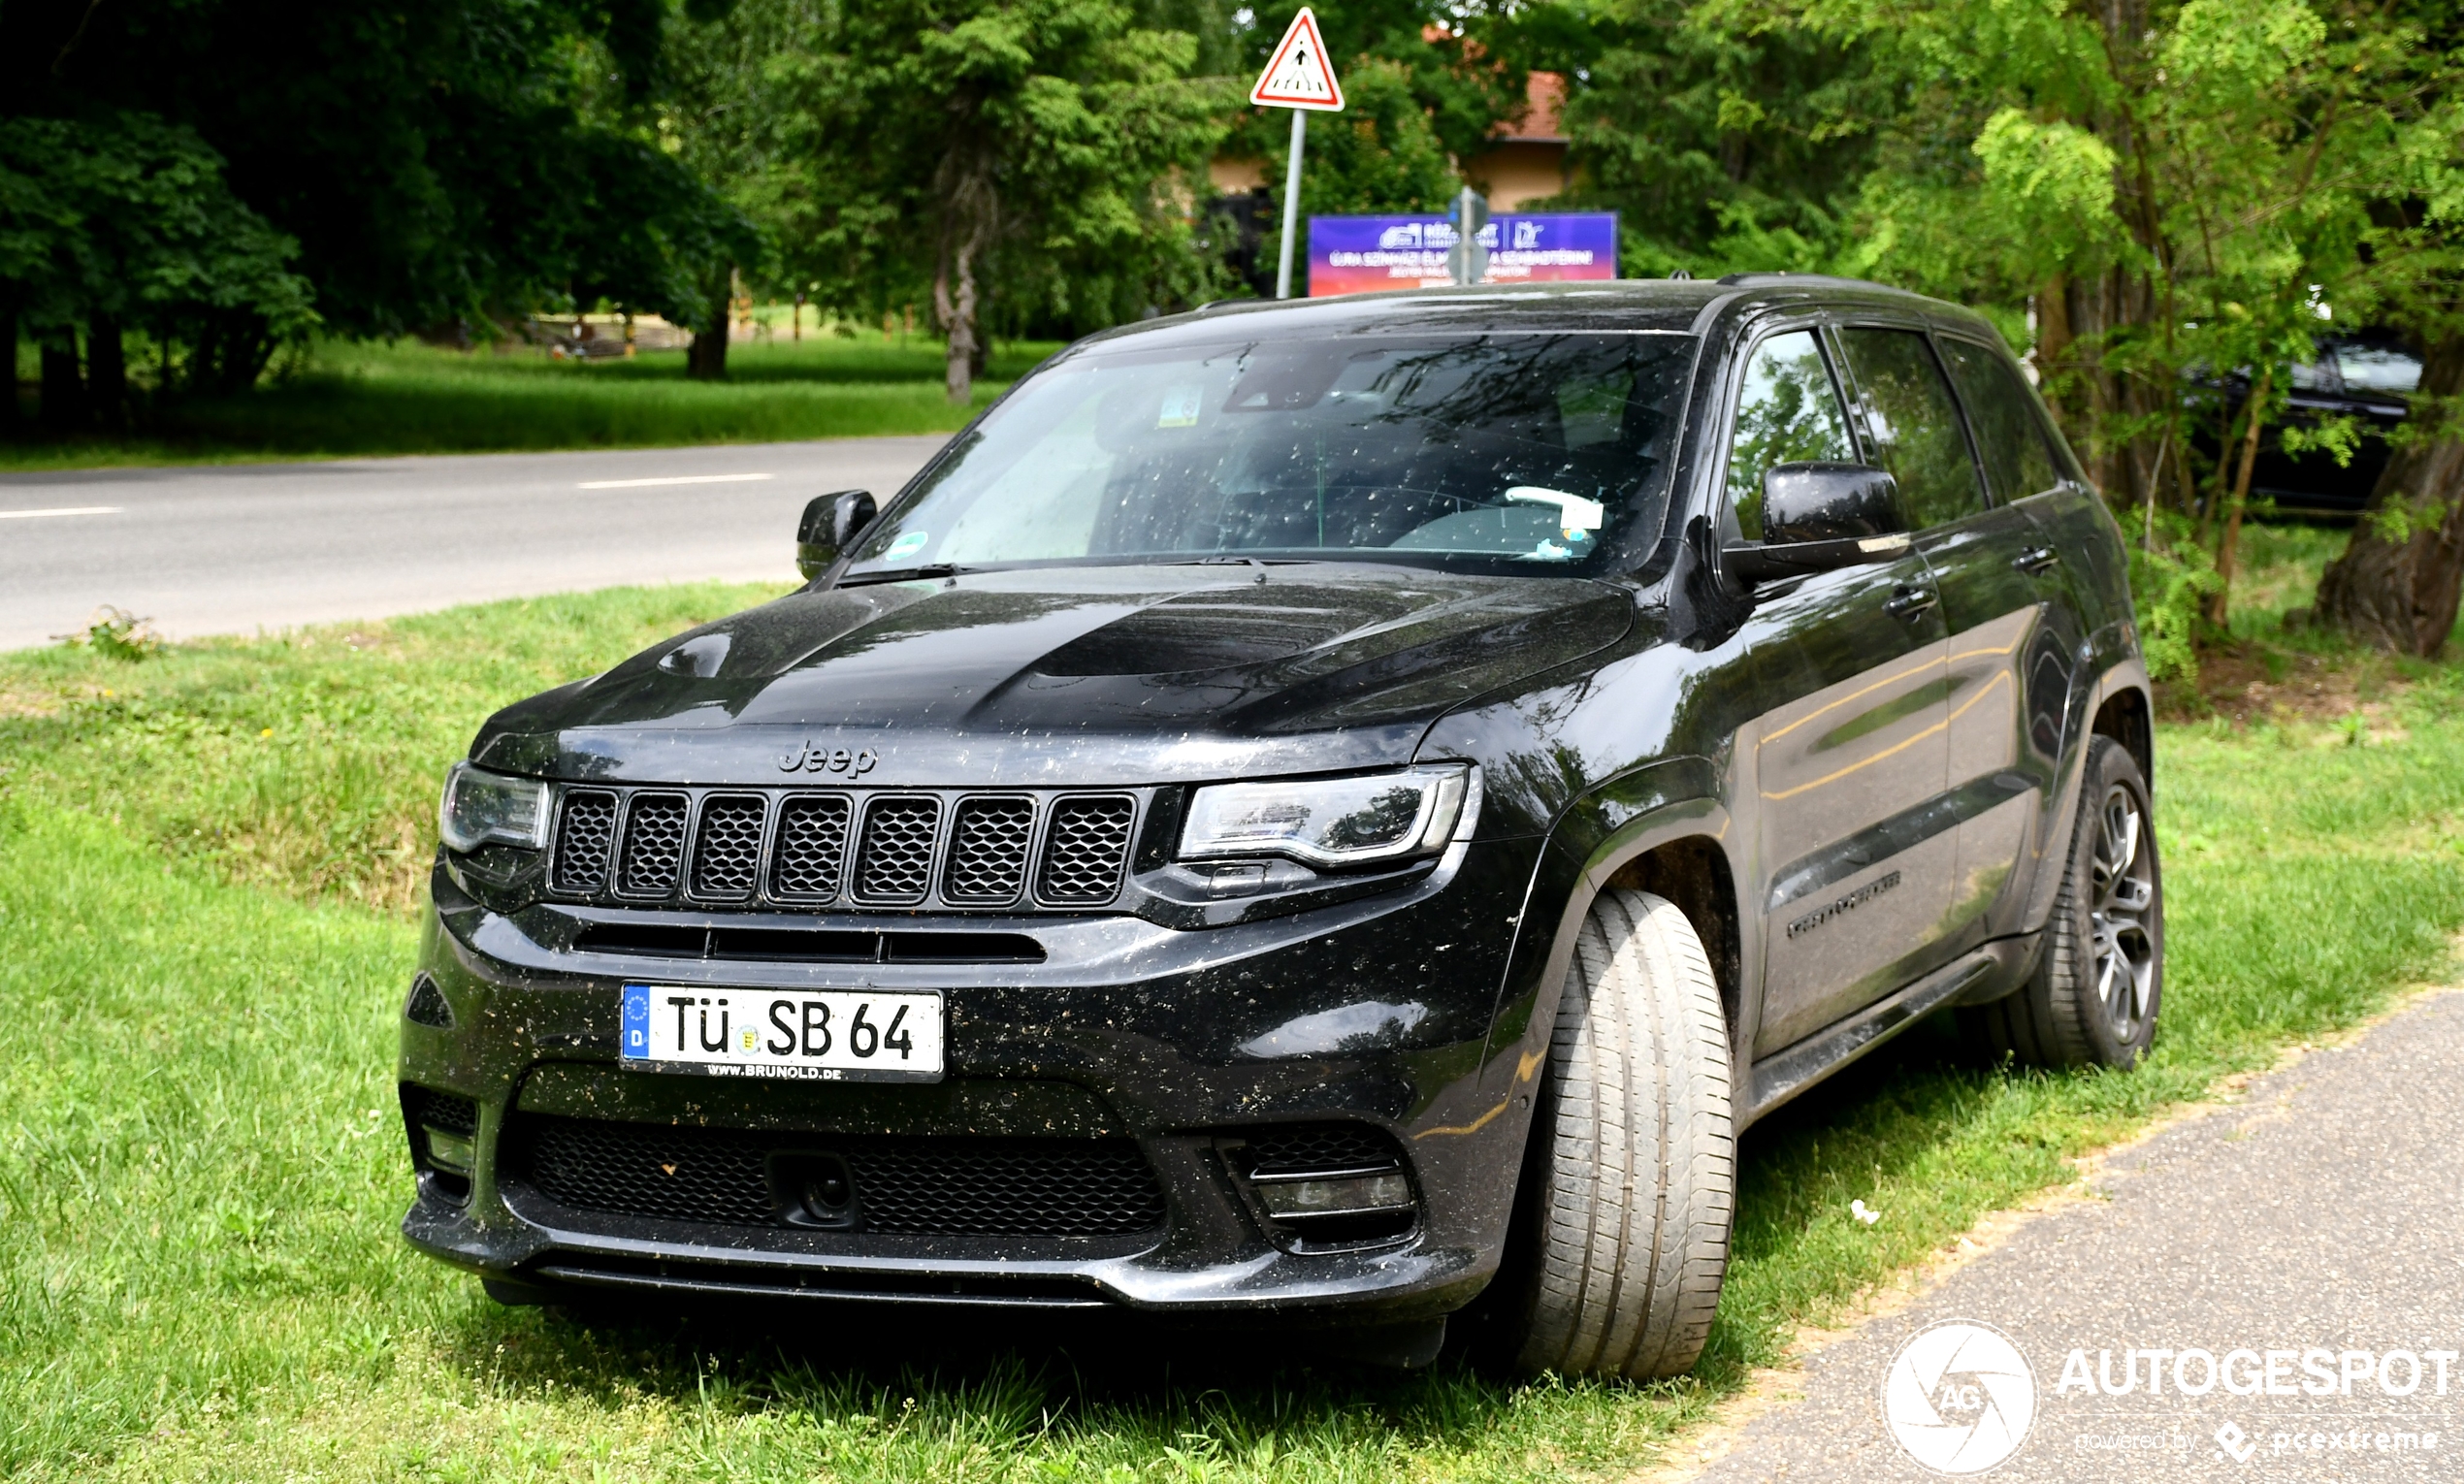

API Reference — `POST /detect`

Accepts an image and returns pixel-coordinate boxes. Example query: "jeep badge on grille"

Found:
[777,744,879,776]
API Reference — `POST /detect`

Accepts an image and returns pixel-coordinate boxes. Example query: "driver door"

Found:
[1729,328,1957,1056]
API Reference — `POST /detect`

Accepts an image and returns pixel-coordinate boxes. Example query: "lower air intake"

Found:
[514,1115,1165,1238]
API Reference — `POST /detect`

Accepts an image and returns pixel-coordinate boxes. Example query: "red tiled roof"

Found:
[1495,72,1566,142]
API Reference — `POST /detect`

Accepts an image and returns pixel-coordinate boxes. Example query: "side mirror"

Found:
[796,489,877,581]
[1726,463,1911,582]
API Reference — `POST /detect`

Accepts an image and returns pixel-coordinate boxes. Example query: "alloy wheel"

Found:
[2089,783,2158,1043]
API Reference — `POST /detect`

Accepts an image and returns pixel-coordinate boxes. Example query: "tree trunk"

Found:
[686,270,731,380]
[931,138,995,406]
[935,218,985,405]
[87,314,127,433]
[1,294,18,432]
[2314,335,2464,655]
[2205,362,2273,627]
[39,333,84,433]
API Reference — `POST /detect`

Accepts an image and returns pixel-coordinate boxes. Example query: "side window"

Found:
[1725,330,1856,541]
[1835,328,1986,531]
[1938,339,2060,502]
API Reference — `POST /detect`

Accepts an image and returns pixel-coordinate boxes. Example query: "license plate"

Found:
[619,984,944,1082]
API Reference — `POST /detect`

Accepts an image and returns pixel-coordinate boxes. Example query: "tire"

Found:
[1962,736,2163,1069]
[1495,888,1735,1380]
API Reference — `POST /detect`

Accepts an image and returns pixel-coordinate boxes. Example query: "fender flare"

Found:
[1479,757,1750,1117]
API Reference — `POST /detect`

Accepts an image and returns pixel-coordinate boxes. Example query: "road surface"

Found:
[1685,988,2464,1482]
[0,437,947,651]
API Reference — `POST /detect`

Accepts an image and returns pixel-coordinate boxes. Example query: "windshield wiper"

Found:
[835,564,966,588]
[1162,555,1323,567]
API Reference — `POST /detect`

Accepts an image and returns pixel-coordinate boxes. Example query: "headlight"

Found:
[438,761,549,854]
[1180,765,1474,867]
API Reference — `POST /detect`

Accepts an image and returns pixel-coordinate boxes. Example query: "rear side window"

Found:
[1725,330,1857,541]
[1835,328,1986,531]
[1938,339,2061,502]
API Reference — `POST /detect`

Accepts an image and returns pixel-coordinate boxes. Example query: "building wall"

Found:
[1464,140,1568,210]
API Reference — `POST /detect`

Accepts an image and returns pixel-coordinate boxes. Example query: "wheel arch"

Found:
[2090,669,2155,794]
[1604,837,1743,1039]
[1485,763,1753,1112]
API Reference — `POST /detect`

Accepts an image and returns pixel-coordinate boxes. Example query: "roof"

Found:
[1492,72,1568,144]
[1082,278,1989,357]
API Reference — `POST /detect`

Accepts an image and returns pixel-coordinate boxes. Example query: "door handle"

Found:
[1885,584,1939,618]
[2013,545,2059,574]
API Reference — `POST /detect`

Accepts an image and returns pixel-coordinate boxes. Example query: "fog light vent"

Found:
[401,1084,480,1203]
[425,1127,475,1176]
[1221,1122,1417,1251]
[1253,1171,1412,1219]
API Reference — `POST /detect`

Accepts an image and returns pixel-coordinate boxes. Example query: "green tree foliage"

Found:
[1243,58,1462,218]
[2,0,752,421]
[1605,0,2457,667]
[0,115,315,427]
[668,0,1231,402]
[1539,0,1888,276]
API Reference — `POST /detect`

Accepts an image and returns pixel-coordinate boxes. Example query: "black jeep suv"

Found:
[402,276,2161,1378]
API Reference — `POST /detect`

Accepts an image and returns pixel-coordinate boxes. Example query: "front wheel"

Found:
[1493,889,1735,1380]
[1963,736,2163,1068]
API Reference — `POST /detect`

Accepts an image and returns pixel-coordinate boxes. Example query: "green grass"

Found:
[1,335,1061,471]
[2,548,2459,1480]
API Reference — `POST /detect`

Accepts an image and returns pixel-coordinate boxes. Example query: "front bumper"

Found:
[398,836,1544,1318]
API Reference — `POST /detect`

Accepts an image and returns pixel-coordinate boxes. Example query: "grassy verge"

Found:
[2,546,2459,1480]
[0,336,1060,472]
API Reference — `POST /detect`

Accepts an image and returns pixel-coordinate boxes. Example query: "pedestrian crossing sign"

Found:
[1249,8,1345,112]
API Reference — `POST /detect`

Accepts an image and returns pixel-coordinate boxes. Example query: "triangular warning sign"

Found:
[1249,8,1345,112]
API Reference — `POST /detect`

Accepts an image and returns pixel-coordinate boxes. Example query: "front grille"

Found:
[515,1115,1165,1238]
[853,797,941,903]
[542,786,1142,912]
[1038,796,1136,904]
[554,790,618,892]
[691,795,766,897]
[618,793,690,896]
[944,797,1034,904]
[771,794,851,899]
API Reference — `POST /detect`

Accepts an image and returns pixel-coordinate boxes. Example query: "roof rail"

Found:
[1714,271,1889,290]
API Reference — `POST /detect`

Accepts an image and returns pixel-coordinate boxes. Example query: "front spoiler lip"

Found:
[401,1196,1483,1317]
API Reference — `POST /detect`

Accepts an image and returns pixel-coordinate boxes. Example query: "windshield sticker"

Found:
[884,531,930,562]
[1156,386,1205,428]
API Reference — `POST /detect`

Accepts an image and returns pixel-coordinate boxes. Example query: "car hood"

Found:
[472,565,1635,788]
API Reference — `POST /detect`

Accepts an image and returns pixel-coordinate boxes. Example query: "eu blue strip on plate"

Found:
[621,983,651,1061]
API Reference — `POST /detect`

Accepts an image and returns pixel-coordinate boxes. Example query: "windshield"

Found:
[842,333,1697,578]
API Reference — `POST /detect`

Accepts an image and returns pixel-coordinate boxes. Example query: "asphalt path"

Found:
[0,437,948,651]
[1685,988,2464,1483]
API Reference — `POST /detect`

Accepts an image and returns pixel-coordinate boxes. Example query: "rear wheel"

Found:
[1495,889,1735,1380]
[1963,736,2162,1068]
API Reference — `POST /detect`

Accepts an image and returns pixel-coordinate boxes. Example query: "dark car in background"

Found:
[2211,333,2421,514]
[400,275,2160,1378]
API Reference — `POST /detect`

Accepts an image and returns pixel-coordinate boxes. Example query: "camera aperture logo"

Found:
[1884,1320,2039,1473]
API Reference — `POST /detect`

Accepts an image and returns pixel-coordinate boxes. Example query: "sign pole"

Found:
[1250,8,1341,302]
[1276,109,1307,301]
